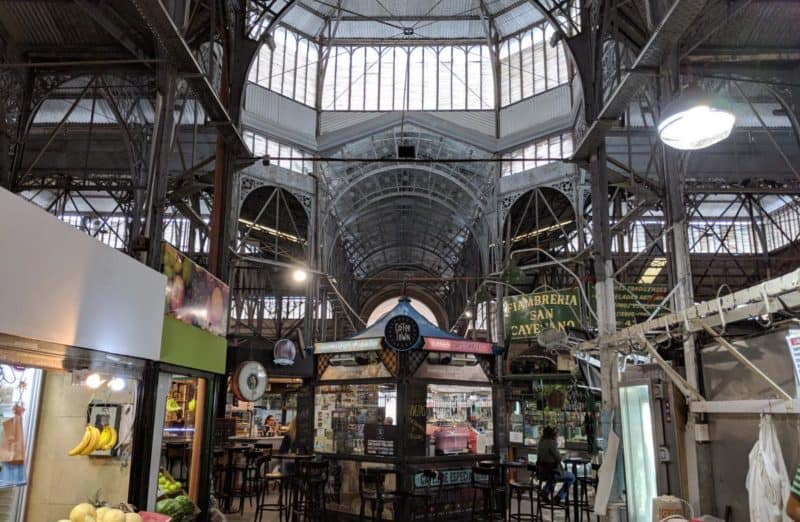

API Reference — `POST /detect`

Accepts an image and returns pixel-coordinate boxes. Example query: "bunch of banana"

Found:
[67,425,100,456]
[96,424,118,451]
[67,424,118,456]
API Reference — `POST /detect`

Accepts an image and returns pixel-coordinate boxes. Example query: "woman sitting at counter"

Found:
[265,415,278,436]
[537,426,575,506]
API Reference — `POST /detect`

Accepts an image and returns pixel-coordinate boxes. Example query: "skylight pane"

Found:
[394,47,408,110]
[532,26,546,94]
[438,47,452,110]
[451,47,467,110]
[364,47,380,111]
[520,31,534,99]
[334,49,351,110]
[481,46,494,110]
[351,47,366,110]
[508,37,522,104]
[423,47,438,110]
[408,47,424,110]
[466,46,482,110]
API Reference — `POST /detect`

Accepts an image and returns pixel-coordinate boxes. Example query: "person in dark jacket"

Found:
[277,418,298,475]
[537,426,575,505]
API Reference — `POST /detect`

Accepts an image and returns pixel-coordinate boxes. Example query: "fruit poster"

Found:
[162,243,230,337]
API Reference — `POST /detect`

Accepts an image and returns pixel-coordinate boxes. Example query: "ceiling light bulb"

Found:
[85,373,105,389]
[293,269,308,283]
[464,310,473,319]
[108,377,126,392]
[658,85,735,150]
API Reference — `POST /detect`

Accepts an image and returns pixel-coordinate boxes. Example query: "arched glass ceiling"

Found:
[321,124,493,280]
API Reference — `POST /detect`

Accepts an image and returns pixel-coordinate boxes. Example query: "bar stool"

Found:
[577,464,599,521]
[358,468,398,522]
[211,448,226,498]
[408,469,443,521]
[508,464,538,522]
[227,445,259,515]
[254,454,292,522]
[535,463,571,522]
[288,458,328,521]
[470,463,505,522]
[304,461,329,522]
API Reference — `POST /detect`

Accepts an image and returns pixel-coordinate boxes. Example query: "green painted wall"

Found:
[160,316,226,373]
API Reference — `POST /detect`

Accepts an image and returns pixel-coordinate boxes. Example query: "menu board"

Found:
[295,386,314,452]
[406,385,428,456]
[363,423,397,456]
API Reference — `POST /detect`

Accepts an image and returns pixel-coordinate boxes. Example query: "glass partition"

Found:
[425,384,493,456]
[314,384,397,456]
[619,384,657,522]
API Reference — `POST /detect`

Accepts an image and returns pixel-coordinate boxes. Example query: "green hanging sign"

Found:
[503,289,581,340]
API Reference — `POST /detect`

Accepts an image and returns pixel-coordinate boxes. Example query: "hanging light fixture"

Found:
[292,268,308,283]
[658,84,735,150]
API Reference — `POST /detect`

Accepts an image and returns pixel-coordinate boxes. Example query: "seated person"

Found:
[536,426,575,506]
[265,415,278,436]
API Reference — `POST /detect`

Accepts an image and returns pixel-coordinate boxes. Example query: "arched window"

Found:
[499,20,570,106]
[321,44,494,111]
[366,297,440,327]
[248,27,319,106]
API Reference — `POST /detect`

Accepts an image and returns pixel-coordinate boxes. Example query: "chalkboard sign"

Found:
[363,423,397,456]
[406,384,428,456]
[295,385,314,452]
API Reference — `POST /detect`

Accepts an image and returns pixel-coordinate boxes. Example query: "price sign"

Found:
[383,315,420,351]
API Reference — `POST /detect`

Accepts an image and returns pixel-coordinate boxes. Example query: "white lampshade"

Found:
[658,85,735,150]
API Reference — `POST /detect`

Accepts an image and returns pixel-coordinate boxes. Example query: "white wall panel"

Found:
[433,111,495,136]
[319,111,384,134]
[243,83,317,149]
[500,85,572,139]
[0,188,166,360]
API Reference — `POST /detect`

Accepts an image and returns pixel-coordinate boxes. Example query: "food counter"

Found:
[228,435,284,447]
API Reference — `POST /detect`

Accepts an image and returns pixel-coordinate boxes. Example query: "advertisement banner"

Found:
[314,338,383,354]
[162,243,230,337]
[587,283,668,328]
[503,289,581,340]
[423,337,493,354]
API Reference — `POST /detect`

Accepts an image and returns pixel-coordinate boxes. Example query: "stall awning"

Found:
[315,298,496,355]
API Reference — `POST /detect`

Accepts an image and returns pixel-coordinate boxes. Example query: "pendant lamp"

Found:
[658,84,735,150]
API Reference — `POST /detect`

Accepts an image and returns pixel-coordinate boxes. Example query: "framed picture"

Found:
[86,403,121,457]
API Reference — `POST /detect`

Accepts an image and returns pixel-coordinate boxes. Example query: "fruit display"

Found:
[67,424,118,456]
[155,495,195,521]
[157,470,184,496]
[62,501,142,522]
[161,243,229,336]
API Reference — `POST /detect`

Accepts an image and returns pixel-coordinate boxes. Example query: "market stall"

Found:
[225,335,312,441]
[145,243,230,520]
[0,188,166,521]
[312,297,500,520]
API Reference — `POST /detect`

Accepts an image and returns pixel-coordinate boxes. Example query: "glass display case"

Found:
[314,384,398,456]
[425,385,493,456]
[0,362,142,522]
